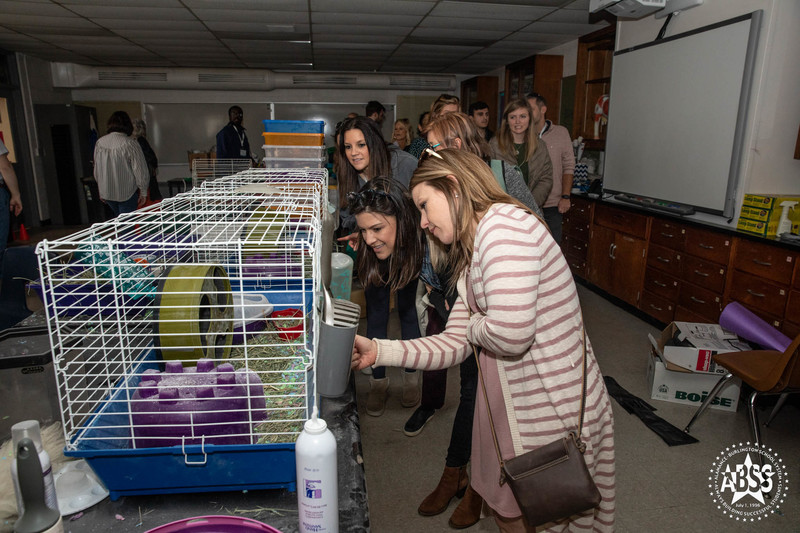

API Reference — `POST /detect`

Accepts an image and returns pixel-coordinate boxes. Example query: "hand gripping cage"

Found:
[35,168,329,498]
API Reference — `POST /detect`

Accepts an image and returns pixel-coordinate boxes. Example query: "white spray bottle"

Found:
[295,405,338,533]
[777,201,798,235]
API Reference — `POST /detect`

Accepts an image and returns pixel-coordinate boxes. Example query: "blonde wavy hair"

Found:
[429,94,461,122]
[425,112,491,161]
[495,97,539,163]
[410,149,528,286]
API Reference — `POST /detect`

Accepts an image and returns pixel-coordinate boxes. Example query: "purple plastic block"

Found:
[131,359,267,448]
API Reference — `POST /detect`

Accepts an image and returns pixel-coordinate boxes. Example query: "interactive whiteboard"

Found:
[602,11,761,217]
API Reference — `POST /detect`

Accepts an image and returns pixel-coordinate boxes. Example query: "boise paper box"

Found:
[647,349,741,412]
[652,322,751,375]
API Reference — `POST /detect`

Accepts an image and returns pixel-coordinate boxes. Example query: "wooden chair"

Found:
[684,333,800,448]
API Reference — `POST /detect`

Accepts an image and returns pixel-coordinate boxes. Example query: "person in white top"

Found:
[93,111,149,216]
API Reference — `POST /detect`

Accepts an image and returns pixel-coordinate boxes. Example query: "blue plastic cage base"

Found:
[64,442,297,500]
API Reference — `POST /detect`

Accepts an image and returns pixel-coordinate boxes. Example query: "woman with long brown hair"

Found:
[489,98,553,209]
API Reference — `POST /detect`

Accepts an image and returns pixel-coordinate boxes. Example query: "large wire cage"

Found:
[35,169,328,496]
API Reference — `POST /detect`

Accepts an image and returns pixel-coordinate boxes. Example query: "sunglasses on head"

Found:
[347,188,390,208]
[418,147,444,164]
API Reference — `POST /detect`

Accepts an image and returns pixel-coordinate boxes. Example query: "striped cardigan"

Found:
[375,203,616,531]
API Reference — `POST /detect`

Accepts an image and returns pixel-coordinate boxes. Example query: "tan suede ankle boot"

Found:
[418,465,468,516]
[401,370,421,407]
[366,376,389,417]
[448,484,483,529]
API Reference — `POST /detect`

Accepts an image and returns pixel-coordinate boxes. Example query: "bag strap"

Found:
[470,310,588,483]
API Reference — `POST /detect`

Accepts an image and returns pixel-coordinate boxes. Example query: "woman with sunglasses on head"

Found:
[337,116,422,416]
[490,98,553,209]
[352,149,616,532]
[406,94,461,160]
[400,113,550,529]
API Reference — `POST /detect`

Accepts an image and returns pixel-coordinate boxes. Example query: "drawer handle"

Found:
[660,232,674,238]
[656,256,670,263]
[653,280,667,287]
[698,243,714,250]
[690,296,706,304]
[746,289,766,298]
[693,270,710,277]
[649,304,663,311]
[752,259,772,267]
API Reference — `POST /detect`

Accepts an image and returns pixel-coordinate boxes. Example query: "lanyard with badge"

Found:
[233,125,247,157]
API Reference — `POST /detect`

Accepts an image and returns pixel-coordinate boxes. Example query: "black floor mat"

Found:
[604,376,699,446]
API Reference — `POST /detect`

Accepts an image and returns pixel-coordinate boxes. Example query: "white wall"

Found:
[616,0,800,225]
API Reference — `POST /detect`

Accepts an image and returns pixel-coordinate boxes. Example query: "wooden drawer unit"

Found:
[563,233,589,258]
[684,226,732,265]
[650,219,686,251]
[566,196,593,223]
[681,254,726,294]
[731,238,797,285]
[564,254,588,278]
[644,267,680,301]
[640,291,675,323]
[594,204,648,238]
[786,290,800,321]
[678,282,723,322]
[647,243,682,275]
[727,269,789,318]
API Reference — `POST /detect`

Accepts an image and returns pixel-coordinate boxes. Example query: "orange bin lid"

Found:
[261,132,324,146]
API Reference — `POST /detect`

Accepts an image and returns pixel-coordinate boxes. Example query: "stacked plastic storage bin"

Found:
[34,169,327,499]
[262,120,326,169]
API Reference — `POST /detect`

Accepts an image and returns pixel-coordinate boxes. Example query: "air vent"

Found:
[389,76,451,89]
[198,73,264,84]
[97,71,167,82]
[292,75,357,86]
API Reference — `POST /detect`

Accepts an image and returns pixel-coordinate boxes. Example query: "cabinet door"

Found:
[587,225,615,294]
[612,233,647,306]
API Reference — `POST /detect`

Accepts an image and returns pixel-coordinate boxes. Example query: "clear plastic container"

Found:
[262,145,326,160]
[262,157,326,169]
[261,132,324,146]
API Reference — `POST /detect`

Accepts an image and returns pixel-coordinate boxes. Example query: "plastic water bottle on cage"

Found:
[13,437,64,533]
[295,407,338,533]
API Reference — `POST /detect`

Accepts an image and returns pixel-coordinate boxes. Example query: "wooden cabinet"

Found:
[573,26,615,150]
[724,239,798,330]
[505,54,563,123]
[587,204,647,306]
[675,226,731,323]
[562,196,593,277]
[460,76,498,129]
[570,196,800,332]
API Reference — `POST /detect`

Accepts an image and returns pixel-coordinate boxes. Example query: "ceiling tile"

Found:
[429,1,555,20]
[313,33,403,45]
[311,24,412,36]
[417,16,526,32]
[311,0,434,16]
[191,9,308,24]
[185,0,305,10]
[523,21,602,34]
[66,6,196,20]
[540,8,591,23]
[310,13,423,26]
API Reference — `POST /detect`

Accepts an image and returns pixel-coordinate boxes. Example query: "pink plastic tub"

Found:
[145,515,283,533]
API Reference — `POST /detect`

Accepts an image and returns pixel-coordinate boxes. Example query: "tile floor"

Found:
[354,284,800,532]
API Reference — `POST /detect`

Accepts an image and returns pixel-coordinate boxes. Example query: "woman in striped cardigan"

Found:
[352,149,616,532]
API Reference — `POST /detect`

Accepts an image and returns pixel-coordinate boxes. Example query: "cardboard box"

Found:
[738,194,800,237]
[742,193,800,210]
[651,322,751,375]
[647,349,740,412]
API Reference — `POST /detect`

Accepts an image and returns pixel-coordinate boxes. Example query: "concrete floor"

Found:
[354,284,800,532]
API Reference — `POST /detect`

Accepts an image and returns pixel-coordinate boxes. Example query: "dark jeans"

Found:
[543,206,563,245]
[420,307,476,468]
[106,191,139,216]
[365,279,420,379]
